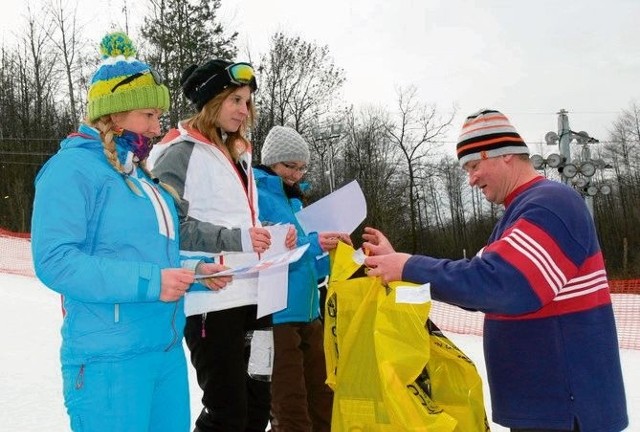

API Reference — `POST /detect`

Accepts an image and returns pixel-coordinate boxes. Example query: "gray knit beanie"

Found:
[261,126,311,166]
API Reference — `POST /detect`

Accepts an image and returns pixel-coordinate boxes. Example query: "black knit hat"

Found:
[181,59,257,111]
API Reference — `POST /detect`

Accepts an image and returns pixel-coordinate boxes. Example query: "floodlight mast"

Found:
[557,109,597,218]
[534,109,609,220]
[557,109,572,186]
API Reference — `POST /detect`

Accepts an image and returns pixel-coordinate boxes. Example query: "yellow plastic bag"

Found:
[324,242,490,431]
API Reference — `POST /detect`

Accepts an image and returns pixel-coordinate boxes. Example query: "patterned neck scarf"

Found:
[115,129,152,163]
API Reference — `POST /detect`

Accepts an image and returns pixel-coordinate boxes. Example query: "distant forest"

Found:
[1,0,639,277]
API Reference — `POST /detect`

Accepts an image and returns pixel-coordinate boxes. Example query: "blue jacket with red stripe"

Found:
[403,177,628,432]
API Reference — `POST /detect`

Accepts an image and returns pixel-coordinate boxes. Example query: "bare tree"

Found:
[44,0,86,126]
[0,5,63,231]
[597,102,640,276]
[141,0,239,125]
[385,86,454,253]
[253,32,346,160]
[19,8,59,137]
[307,105,409,247]
[0,47,21,139]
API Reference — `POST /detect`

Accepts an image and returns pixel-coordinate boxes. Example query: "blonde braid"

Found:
[138,160,182,203]
[92,118,178,200]
[92,118,126,175]
[88,117,143,196]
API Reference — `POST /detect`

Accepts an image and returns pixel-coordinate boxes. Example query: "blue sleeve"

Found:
[403,253,542,315]
[181,254,216,292]
[31,154,162,303]
[299,231,323,256]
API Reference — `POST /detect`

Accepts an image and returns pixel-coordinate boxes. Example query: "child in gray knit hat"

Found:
[261,125,311,168]
[255,125,351,431]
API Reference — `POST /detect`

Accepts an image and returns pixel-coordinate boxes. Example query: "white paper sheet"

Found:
[256,224,294,318]
[194,233,308,279]
[395,283,431,304]
[257,266,288,318]
[193,225,305,318]
[295,180,366,234]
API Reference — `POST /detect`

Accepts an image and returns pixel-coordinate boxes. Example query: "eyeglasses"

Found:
[111,68,163,93]
[196,62,258,93]
[281,162,308,174]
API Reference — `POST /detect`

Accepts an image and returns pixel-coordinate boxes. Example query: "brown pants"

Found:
[270,320,333,432]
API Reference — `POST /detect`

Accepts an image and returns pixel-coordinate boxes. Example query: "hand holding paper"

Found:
[318,232,353,251]
[249,226,271,253]
[196,262,232,290]
[194,244,310,279]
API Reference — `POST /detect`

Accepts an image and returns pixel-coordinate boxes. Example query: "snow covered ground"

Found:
[0,272,637,431]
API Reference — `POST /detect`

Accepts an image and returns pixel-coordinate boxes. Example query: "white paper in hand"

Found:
[295,180,366,234]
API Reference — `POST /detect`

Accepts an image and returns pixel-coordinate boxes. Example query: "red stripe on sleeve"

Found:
[484,219,577,303]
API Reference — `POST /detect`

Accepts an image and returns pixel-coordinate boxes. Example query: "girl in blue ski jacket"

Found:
[31,32,229,432]
[254,125,352,432]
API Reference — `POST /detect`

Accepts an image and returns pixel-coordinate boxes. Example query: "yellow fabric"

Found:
[324,242,489,431]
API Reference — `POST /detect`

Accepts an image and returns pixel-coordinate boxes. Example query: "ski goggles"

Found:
[226,62,257,90]
[195,62,258,96]
[111,68,163,93]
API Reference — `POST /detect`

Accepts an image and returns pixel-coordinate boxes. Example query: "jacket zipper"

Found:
[282,180,316,321]
[75,364,85,389]
[139,176,180,350]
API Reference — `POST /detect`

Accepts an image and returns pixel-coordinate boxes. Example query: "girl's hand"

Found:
[249,227,272,253]
[318,232,352,251]
[196,263,232,291]
[159,268,195,302]
[285,225,297,249]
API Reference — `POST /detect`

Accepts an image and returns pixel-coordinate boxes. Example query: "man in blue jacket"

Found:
[363,109,628,432]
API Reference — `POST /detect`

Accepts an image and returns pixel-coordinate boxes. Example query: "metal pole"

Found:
[328,139,335,193]
[584,196,594,220]
[557,109,572,185]
[557,109,594,219]
[580,143,595,220]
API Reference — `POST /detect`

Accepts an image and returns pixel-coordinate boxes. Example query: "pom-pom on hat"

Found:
[456,109,529,166]
[181,59,258,111]
[261,126,310,166]
[87,32,169,121]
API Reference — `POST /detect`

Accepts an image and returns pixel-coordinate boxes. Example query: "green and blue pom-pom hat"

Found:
[87,32,170,121]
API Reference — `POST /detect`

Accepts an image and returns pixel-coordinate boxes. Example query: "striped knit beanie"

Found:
[87,32,169,121]
[261,126,310,166]
[456,109,529,166]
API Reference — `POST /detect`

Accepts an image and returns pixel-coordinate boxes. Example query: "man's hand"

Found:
[364,253,412,284]
[361,226,395,256]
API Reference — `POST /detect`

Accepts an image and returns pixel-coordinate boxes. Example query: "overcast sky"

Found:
[2,0,639,154]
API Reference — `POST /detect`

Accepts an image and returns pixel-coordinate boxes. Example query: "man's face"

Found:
[463,156,510,204]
